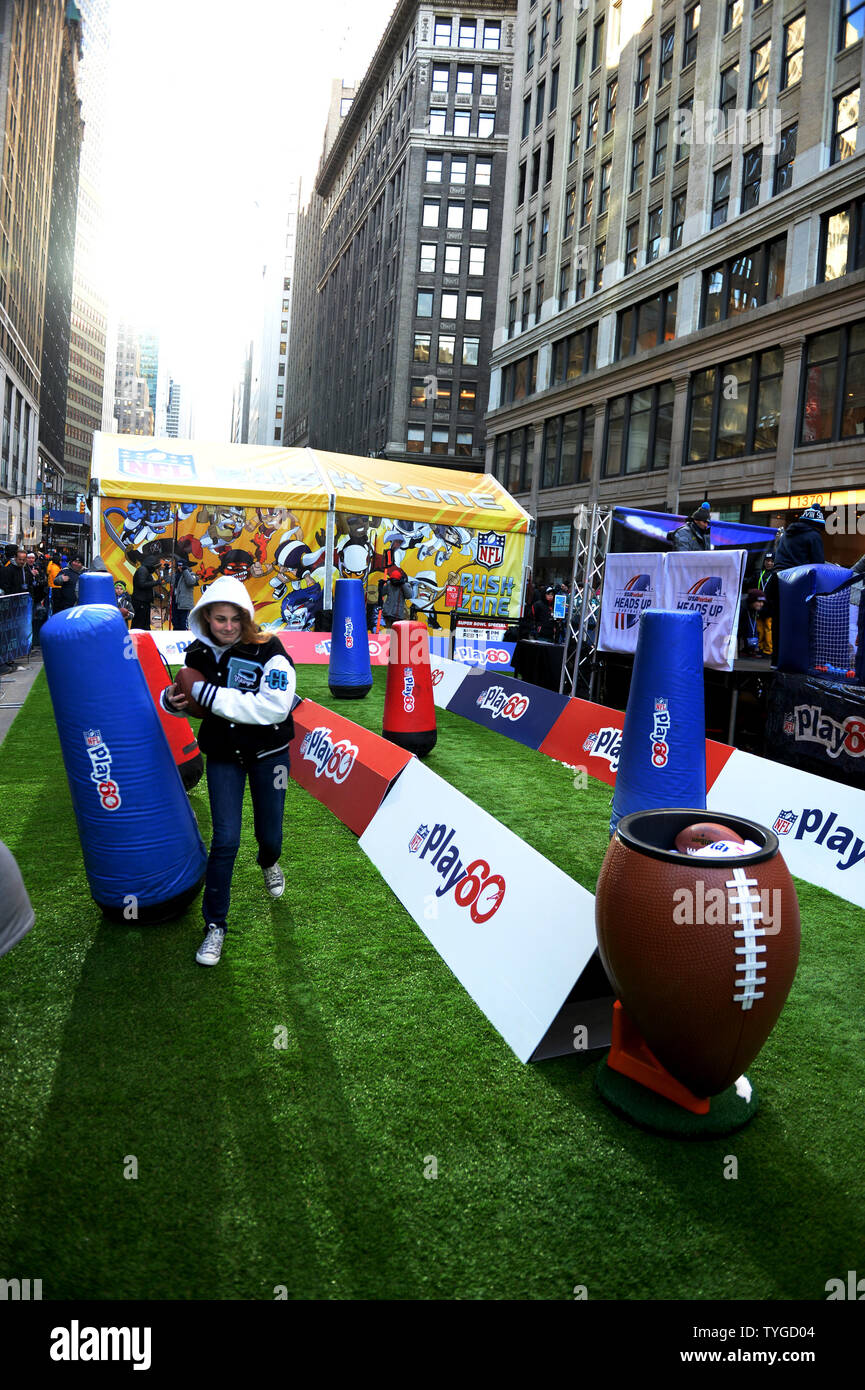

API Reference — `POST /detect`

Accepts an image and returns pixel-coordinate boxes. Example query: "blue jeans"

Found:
[201,752,288,932]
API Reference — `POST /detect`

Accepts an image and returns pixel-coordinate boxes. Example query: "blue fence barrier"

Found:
[0,593,32,665]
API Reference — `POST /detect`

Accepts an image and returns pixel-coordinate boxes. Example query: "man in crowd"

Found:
[670,501,713,551]
[52,555,85,611]
[0,547,28,595]
[131,553,162,630]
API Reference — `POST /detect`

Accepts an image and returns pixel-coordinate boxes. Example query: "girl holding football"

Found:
[164,576,296,966]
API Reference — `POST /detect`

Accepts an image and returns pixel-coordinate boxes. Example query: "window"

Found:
[569,110,581,162]
[659,26,674,86]
[417,290,434,317]
[599,161,611,215]
[594,240,606,290]
[592,17,605,70]
[564,185,576,238]
[720,65,738,126]
[413,333,431,362]
[453,110,471,137]
[463,336,480,365]
[542,409,593,487]
[407,427,425,453]
[670,191,685,249]
[465,293,483,320]
[625,220,638,273]
[839,0,865,50]
[711,165,731,228]
[456,66,473,94]
[483,20,501,50]
[741,147,761,212]
[675,97,692,162]
[587,93,599,148]
[526,217,536,265]
[605,77,617,134]
[581,172,594,225]
[631,133,645,192]
[431,429,449,455]
[535,278,545,320]
[820,199,865,281]
[469,245,485,275]
[555,0,563,43]
[419,243,437,273]
[434,17,452,46]
[430,108,447,135]
[444,245,461,275]
[801,323,865,442]
[550,65,560,113]
[472,203,489,230]
[438,335,456,363]
[508,297,517,338]
[536,81,546,127]
[532,147,541,195]
[833,88,860,163]
[423,198,440,228]
[551,323,598,383]
[517,161,527,206]
[652,116,668,177]
[540,206,550,255]
[456,430,473,457]
[481,67,498,96]
[441,291,458,318]
[782,16,805,89]
[496,427,535,493]
[522,95,532,139]
[502,353,537,403]
[512,229,522,274]
[558,262,569,309]
[700,236,787,325]
[426,154,443,182]
[545,135,555,184]
[432,65,449,92]
[459,383,477,412]
[635,48,651,107]
[475,157,492,185]
[724,0,743,33]
[646,206,662,262]
[527,27,536,70]
[683,4,700,66]
[447,201,464,229]
[604,384,674,476]
[451,156,468,184]
[686,349,783,461]
[541,9,550,57]
[478,112,495,138]
[574,36,586,88]
[410,378,428,408]
[575,257,587,301]
[749,41,770,109]
[458,18,476,49]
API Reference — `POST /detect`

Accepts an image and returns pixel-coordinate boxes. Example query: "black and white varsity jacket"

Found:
[164,635,296,765]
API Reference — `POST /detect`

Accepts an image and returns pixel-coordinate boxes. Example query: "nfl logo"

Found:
[118,447,196,481]
[783,713,795,736]
[654,697,668,713]
[409,824,429,854]
[773,810,797,835]
[583,734,596,753]
[476,531,505,571]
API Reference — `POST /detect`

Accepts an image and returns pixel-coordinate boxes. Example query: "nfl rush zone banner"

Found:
[359,758,603,1063]
[429,655,865,910]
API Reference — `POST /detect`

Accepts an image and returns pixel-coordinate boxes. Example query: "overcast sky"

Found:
[99,0,398,436]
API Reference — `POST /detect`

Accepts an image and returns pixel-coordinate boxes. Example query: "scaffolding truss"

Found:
[559,503,614,699]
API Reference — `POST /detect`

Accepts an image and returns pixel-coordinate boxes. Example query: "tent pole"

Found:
[324,495,335,610]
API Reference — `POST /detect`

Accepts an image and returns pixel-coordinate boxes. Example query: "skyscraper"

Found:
[247,181,301,446]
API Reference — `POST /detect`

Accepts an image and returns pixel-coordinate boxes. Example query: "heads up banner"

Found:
[89,436,532,633]
[598,551,746,670]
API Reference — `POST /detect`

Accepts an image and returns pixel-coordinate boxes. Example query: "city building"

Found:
[307,3,518,468]
[486,0,865,583]
[0,1,76,545]
[247,179,301,446]
[230,342,253,444]
[112,322,156,435]
[284,81,358,448]
[63,0,112,492]
[39,5,84,502]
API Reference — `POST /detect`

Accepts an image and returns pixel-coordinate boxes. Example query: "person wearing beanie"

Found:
[162,576,297,967]
[774,506,826,571]
[738,589,770,658]
[669,501,713,552]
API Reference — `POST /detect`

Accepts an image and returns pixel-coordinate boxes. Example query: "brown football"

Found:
[173,666,208,719]
[596,808,801,1098]
[674,821,745,855]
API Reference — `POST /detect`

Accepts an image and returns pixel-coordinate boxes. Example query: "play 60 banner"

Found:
[358,758,598,1063]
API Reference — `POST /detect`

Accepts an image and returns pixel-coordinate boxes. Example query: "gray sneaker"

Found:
[196,925,225,966]
[262,863,285,898]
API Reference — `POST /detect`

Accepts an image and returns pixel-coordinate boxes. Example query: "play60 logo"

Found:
[409,821,506,923]
[476,685,530,721]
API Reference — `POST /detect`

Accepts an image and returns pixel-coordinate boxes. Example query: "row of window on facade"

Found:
[424,153,492,186]
[430,64,500,97]
[432,17,502,51]
[491,315,865,494]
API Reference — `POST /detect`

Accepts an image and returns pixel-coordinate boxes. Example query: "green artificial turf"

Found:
[0,665,862,1300]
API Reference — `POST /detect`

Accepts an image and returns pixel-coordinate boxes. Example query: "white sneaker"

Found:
[262,863,285,898]
[196,925,225,966]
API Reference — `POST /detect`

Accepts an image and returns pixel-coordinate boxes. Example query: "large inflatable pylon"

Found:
[328,578,373,699]
[382,620,437,757]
